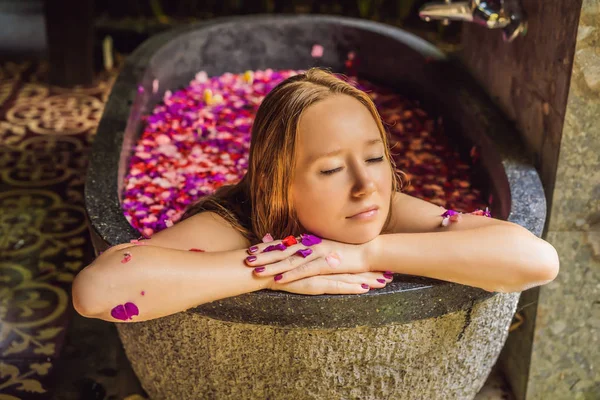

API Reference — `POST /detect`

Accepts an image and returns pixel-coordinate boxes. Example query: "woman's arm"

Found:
[384,191,512,234]
[367,225,560,293]
[73,212,390,322]
[72,244,273,322]
[73,212,267,322]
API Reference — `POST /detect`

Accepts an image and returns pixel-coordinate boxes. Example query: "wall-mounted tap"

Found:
[419,0,527,42]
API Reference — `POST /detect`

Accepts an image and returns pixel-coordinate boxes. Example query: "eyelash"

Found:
[320,156,385,175]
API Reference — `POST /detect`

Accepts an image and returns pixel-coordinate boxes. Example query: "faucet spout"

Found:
[419,0,527,42]
[419,2,474,23]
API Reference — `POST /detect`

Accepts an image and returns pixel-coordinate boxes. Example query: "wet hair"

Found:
[181,68,408,245]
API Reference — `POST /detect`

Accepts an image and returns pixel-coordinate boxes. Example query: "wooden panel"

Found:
[458,1,582,399]
[460,0,582,226]
[44,0,94,86]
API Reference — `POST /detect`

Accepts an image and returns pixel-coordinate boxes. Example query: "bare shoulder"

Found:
[140,211,251,252]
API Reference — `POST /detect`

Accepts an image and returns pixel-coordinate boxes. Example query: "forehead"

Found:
[296,94,381,163]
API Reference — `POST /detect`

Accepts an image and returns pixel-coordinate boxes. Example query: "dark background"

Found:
[0,0,461,62]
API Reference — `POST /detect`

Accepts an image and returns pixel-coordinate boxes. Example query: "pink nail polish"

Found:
[377,279,385,284]
[254,267,265,273]
[361,284,369,290]
[384,273,393,279]
[248,246,258,253]
[274,274,283,281]
[246,256,257,262]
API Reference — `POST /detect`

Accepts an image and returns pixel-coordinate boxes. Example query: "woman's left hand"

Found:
[244,234,380,284]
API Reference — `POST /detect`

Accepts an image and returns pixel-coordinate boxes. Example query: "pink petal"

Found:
[121,253,132,263]
[311,44,324,58]
[325,253,341,267]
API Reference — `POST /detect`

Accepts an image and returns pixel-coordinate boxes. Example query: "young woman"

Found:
[72,68,560,323]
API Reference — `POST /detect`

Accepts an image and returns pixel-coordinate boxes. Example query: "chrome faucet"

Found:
[419,0,527,42]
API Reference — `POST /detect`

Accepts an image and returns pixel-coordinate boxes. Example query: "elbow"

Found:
[510,240,560,293]
[72,270,103,318]
[534,241,560,283]
[72,244,134,318]
[494,238,560,293]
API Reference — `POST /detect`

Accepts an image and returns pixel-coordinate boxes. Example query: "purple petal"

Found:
[295,248,313,258]
[263,243,287,252]
[300,234,322,246]
[441,209,459,218]
[110,304,128,321]
[124,302,139,320]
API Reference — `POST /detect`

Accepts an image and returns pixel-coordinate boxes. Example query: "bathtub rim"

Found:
[85,14,546,328]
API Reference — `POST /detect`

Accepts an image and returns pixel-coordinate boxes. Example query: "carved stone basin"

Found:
[85,15,546,400]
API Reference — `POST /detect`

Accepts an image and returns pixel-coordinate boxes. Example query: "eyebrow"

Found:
[307,138,383,165]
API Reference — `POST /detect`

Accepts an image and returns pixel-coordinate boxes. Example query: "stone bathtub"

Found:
[85,15,547,400]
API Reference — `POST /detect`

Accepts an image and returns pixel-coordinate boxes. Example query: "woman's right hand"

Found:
[269,271,392,295]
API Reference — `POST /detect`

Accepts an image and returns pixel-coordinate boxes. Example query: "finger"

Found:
[256,248,324,279]
[273,276,370,295]
[248,243,323,275]
[274,256,332,284]
[321,278,371,295]
[358,271,395,283]
[246,234,303,255]
[321,272,390,288]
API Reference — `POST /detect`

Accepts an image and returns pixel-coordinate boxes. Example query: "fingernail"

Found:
[377,279,386,284]
[361,284,370,290]
[246,256,257,262]
[384,271,393,275]
[384,273,393,279]
[274,274,283,281]
[254,267,265,273]
[248,246,259,253]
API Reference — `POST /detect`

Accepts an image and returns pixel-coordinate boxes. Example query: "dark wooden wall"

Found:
[458,1,582,399]
[460,1,582,229]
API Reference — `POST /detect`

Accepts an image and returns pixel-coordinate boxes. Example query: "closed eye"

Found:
[320,156,385,175]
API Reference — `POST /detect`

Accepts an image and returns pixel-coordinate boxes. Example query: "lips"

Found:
[348,205,379,218]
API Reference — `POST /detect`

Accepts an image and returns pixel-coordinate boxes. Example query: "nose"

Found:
[351,166,376,198]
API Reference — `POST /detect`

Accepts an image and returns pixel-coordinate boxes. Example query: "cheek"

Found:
[292,178,340,218]
[381,165,394,190]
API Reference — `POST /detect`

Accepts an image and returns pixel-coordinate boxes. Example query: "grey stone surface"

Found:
[50,313,515,400]
[528,233,600,399]
[117,292,520,400]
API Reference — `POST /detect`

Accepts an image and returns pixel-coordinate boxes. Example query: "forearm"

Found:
[72,244,270,322]
[368,225,559,292]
